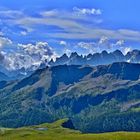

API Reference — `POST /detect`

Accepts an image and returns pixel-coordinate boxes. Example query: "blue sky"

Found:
[0,0,140,58]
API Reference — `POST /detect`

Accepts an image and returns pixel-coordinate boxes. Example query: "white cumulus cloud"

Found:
[20,31,28,36]
[60,40,67,46]
[40,9,58,17]
[73,7,102,16]
[0,10,24,19]
[77,42,97,54]
[0,37,12,48]
[18,42,56,62]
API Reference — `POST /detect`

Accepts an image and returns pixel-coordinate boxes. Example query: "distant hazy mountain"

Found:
[0,72,10,81]
[0,65,33,81]
[49,50,140,66]
[0,62,140,133]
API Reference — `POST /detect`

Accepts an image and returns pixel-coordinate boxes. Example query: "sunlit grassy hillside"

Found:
[0,119,140,140]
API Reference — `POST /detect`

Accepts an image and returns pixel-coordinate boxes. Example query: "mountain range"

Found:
[49,49,140,66]
[1,49,140,80]
[0,62,140,133]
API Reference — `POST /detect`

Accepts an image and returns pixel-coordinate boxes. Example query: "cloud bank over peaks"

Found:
[75,37,131,55]
[0,35,133,71]
[0,40,57,71]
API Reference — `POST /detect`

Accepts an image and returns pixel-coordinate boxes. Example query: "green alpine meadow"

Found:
[1,119,140,140]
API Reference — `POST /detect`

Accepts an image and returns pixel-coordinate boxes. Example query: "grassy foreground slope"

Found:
[0,119,140,140]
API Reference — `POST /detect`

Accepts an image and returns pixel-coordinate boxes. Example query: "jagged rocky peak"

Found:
[101,50,108,55]
[86,53,93,59]
[126,49,140,63]
[50,58,54,63]
[58,53,69,61]
[126,49,140,57]
[49,50,140,67]
[62,53,69,58]
[70,52,79,58]
[112,50,124,56]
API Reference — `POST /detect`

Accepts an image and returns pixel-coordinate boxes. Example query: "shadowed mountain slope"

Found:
[0,62,140,133]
